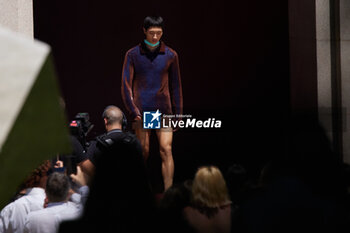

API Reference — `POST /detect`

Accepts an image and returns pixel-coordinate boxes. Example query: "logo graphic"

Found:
[143,110,162,129]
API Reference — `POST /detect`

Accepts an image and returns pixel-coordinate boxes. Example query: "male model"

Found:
[121,16,182,190]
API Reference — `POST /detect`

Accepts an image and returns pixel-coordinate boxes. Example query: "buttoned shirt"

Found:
[24,186,89,233]
[24,202,80,233]
[70,186,89,205]
[0,187,45,233]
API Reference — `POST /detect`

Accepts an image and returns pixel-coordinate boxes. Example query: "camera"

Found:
[69,113,94,151]
[59,112,94,177]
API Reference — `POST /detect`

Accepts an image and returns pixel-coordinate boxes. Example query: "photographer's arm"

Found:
[78,159,95,178]
[70,166,90,205]
[77,140,98,177]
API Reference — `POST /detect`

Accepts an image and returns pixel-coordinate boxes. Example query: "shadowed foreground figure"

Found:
[235,116,348,233]
[157,180,195,233]
[59,115,156,233]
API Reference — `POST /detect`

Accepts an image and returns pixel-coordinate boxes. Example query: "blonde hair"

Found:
[191,166,231,211]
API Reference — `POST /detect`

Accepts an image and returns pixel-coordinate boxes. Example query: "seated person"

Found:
[158,180,195,233]
[183,166,232,233]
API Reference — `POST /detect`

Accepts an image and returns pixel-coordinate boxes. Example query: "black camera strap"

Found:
[96,132,133,150]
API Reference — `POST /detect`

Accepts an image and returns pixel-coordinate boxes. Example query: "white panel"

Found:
[0,26,50,152]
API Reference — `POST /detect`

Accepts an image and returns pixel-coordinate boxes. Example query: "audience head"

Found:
[22,160,51,189]
[226,164,247,188]
[12,160,51,201]
[191,166,230,217]
[158,180,194,233]
[102,105,125,131]
[160,180,193,212]
[45,172,70,203]
[226,163,248,203]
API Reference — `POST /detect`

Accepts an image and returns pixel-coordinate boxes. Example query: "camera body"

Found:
[59,112,95,178]
[69,113,94,151]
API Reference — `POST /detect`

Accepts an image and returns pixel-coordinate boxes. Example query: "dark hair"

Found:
[226,164,247,186]
[159,180,193,212]
[46,172,70,202]
[22,160,51,189]
[11,160,51,201]
[143,16,164,30]
[158,180,195,233]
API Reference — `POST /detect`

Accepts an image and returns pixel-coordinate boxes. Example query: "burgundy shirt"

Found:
[121,41,183,119]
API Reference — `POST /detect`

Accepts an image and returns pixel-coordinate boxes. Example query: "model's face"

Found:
[143,27,163,44]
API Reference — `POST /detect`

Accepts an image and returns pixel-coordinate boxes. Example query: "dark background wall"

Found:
[33,0,290,190]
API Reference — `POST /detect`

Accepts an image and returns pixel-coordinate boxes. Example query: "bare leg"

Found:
[134,121,151,162]
[156,128,174,191]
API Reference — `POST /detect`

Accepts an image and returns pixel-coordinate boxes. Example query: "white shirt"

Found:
[24,186,89,233]
[24,202,81,233]
[0,187,46,233]
[70,186,89,205]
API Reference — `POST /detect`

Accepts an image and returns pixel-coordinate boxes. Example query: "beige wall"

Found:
[0,0,33,38]
[340,0,350,164]
[316,0,350,163]
[316,0,333,139]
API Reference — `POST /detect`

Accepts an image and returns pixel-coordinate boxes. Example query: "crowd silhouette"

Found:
[1,111,350,233]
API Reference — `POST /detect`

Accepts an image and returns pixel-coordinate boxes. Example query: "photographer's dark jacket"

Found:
[121,41,183,119]
[87,129,142,166]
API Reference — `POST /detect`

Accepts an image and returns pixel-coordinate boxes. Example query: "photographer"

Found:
[59,105,156,233]
[66,113,94,176]
[79,105,141,176]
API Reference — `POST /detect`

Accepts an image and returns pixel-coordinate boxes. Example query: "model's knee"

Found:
[160,145,172,162]
[160,144,172,156]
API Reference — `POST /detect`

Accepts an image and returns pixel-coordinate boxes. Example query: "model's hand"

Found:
[134,116,142,121]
